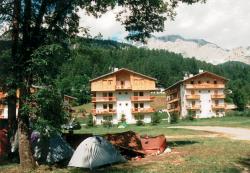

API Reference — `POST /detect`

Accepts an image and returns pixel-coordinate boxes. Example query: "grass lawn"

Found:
[174,116,250,129]
[1,137,249,173]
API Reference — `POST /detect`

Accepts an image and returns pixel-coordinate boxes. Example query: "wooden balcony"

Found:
[131,96,154,102]
[212,104,225,109]
[0,105,5,109]
[168,107,180,113]
[166,98,179,104]
[185,84,225,89]
[211,94,225,99]
[91,109,116,115]
[115,85,132,90]
[186,95,200,100]
[91,97,116,103]
[186,105,201,110]
[132,108,155,114]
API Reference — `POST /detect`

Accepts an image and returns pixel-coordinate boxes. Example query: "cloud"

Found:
[78,0,250,49]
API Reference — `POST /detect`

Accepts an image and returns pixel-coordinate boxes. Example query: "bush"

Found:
[102,120,113,128]
[151,112,161,125]
[226,110,250,117]
[86,114,94,127]
[170,112,179,124]
[120,114,126,123]
[136,119,145,126]
[187,110,196,121]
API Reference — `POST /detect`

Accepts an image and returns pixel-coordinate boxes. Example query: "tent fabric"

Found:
[31,131,74,164]
[68,136,126,169]
[140,135,167,155]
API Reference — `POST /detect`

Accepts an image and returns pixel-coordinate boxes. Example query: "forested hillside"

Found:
[1,37,250,108]
[56,38,250,107]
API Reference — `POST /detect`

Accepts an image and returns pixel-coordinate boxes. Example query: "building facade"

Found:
[165,70,228,119]
[90,68,156,125]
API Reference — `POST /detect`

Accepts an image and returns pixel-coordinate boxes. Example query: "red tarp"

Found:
[140,135,167,155]
[0,129,8,158]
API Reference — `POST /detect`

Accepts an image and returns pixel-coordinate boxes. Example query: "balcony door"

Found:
[200,90,212,118]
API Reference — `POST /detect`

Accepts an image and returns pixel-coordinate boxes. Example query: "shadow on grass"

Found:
[238,156,250,170]
[168,140,199,147]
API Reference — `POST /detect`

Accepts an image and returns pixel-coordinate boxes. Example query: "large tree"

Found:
[0,0,206,170]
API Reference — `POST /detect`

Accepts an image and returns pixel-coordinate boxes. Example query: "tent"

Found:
[31,131,74,164]
[68,136,126,169]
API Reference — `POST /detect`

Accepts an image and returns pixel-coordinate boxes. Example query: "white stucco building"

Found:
[165,70,228,118]
[90,68,156,125]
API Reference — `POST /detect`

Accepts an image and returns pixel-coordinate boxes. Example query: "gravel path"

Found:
[168,126,250,141]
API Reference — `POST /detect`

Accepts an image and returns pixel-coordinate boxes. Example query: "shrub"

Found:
[170,112,179,124]
[187,110,196,121]
[136,119,145,126]
[86,114,94,127]
[120,114,126,123]
[151,112,161,125]
[102,120,113,128]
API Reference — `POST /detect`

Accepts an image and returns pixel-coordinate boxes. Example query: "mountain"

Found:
[145,35,250,65]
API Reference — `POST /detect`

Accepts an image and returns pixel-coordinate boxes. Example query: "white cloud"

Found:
[78,0,250,49]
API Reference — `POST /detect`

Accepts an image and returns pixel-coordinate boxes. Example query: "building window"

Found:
[94,104,96,109]
[215,100,219,106]
[108,92,113,97]
[214,80,217,84]
[103,104,107,109]
[134,103,139,108]
[208,90,210,93]
[192,101,195,106]
[191,81,194,84]
[125,103,128,106]
[139,103,144,108]
[135,114,144,121]
[103,116,112,121]
[134,92,138,96]
[108,104,113,109]
[125,92,128,95]
[199,90,201,93]
[103,92,107,97]
[118,92,121,95]
[198,81,201,84]
[139,92,144,96]
[207,80,210,83]
[121,81,124,85]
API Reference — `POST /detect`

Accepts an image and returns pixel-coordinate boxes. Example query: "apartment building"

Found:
[165,70,228,118]
[90,68,156,125]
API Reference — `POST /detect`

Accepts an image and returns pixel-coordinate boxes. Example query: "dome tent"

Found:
[68,136,126,169]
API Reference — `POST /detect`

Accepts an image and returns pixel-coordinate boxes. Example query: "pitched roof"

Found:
[90,68,157,82]
[165,71,229,90]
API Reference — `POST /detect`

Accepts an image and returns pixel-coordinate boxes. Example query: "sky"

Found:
[79,0,250,49]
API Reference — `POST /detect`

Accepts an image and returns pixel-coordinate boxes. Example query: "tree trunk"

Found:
[17,0,36,170]
[8,0,20,158]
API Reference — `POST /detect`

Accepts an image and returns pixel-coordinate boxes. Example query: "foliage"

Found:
[136,120,145,126]
[232,89,247,111]
[226,110,250,117]
[120,114,126,123]
[86,114,94,127]
[151,112,161,125]
[187,110,196,121]
[32,87,69,134]
[170,112,179,124]
[102,120,113,128]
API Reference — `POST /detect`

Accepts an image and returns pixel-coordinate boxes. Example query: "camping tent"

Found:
[31,131,74,164]
[68,136,126,169]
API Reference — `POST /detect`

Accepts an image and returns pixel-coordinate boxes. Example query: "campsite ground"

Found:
[1,116,250,173]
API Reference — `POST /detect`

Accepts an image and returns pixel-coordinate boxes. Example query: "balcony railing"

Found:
[186,105,201,110]
[211,94,225,99]
[186,84,225,89]
[0,105,5,109]
[186,95,200,100]
[166,98,179,104]
[91,109,116,115]
[131,96,154,102]
[168,107,180,112]
[132,108,155,114]
[212,104,225,109]
[91,97,116,102]
[115,85,132,90]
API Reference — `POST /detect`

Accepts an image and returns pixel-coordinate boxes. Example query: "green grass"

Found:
[72,103,92,113]
[175,116,250,129]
